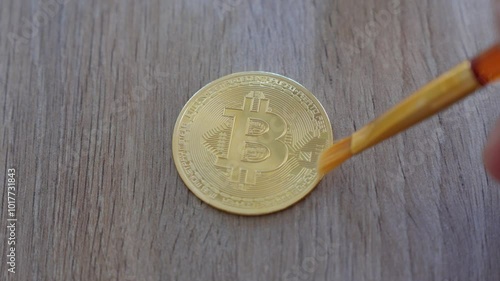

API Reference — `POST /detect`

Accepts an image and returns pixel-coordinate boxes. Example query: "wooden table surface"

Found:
[1,0,499,280]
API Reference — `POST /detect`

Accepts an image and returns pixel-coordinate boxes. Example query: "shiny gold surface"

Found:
[172,72,333,215]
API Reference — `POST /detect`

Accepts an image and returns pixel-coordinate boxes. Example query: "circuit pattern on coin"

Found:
[172,72,333,215]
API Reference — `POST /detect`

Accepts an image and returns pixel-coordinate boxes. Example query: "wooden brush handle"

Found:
[351,61,483,154]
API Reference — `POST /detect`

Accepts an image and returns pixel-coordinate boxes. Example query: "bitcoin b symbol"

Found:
[215,92,288,184]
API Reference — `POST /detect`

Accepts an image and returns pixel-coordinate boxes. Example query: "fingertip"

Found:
[484,120,500,181]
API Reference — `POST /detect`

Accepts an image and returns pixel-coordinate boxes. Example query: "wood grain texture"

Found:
[1,0,499,280]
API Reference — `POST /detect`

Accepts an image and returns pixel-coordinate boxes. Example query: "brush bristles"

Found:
[471,44,500,85]
[318,137,353,175]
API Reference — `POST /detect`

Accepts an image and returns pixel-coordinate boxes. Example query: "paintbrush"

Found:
[318,44,500,175]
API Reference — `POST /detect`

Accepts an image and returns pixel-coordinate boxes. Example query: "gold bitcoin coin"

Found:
[172,72,333,215]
